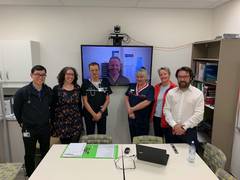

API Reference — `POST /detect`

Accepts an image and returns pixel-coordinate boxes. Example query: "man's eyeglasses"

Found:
[32,73,47,77]
[114,155,136,170]
[177,75,190,79]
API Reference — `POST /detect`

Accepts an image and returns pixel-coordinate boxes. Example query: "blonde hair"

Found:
[157,67,171,76]
[136,67,148,80]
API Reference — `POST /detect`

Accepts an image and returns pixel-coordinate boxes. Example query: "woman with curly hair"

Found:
[51,67,83,144]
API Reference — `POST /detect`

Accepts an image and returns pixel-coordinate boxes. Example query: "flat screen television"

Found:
[81,45,153,86]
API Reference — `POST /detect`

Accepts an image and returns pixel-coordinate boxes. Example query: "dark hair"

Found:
[109,56,121,62]
[31,65,47,74]
[175,66,193,80]
[88,62,100,69]
[57,67,78,87]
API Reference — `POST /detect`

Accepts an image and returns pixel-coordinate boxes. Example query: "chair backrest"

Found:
[80,134,112,144]
[203,143,227,173]
[50,137,61,147]
[216,168,237,180]
[133,135,163,144]
[0,163,23,180]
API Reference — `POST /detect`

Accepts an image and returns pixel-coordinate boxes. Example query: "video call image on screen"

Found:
[81,45,153,86]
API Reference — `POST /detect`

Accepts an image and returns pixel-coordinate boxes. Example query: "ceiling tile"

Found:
[61,0,138,7]
[0,0,62,6]
[0,0,231,8]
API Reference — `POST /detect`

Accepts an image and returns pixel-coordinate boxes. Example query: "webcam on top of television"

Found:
[109,25,130,46]
[114,25,121,33]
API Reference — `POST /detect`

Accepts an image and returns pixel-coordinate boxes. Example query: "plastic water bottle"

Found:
[188,141,196,163]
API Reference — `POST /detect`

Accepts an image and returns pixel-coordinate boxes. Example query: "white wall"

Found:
[0,6,212,143]
[213,0,240,178]
[213,0,240,36]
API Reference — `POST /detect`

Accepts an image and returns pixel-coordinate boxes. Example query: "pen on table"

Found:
[170,144,178,154]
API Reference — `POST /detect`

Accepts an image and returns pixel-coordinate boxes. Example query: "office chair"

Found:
[133,135,163,144]
[80,134,112,144]
[0,163,23,180]
[215,168,237,180]
[203,143,227,173]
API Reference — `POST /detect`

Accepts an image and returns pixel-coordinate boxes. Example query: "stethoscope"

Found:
[86,79,108,96]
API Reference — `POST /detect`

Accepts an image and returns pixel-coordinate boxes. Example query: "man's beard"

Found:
[178,81,190,89]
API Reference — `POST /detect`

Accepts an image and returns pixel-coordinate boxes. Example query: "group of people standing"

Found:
[13,63,204,177]
[125,66,204,147]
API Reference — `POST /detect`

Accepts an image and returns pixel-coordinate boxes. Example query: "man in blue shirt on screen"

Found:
[107,56,130,86]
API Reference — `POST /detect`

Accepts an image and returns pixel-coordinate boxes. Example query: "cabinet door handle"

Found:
[6,72,9,80]
[0,71,2,80]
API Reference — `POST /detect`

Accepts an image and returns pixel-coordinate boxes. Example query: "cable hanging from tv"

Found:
[108,25,191,50]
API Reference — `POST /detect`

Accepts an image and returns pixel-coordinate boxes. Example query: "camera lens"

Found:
[114,25,121,33]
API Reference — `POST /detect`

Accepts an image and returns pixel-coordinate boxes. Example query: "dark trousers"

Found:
[60,134,80,144]
[128,117,149,142]
[165,127,199,151]
[84,116,106,135]
[22,126,50,177]
[153,116,163,137]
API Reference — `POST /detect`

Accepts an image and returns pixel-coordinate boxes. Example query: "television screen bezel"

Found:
[80,44,153,86]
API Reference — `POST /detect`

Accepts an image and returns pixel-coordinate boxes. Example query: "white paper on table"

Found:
[62,143,86,157]
[96,144,115,158]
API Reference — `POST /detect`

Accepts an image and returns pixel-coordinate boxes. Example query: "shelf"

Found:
[193,39,221,45]
[202,121,212,130]
[193,79,217,86]
[205,104,214,110]
[192,39,240,167]
[197,131,211,143]
[193,58,219,62]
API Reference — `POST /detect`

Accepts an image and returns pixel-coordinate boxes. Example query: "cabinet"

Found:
[0,40,40,87]
[0,118,24,163]
[191,39,240,169]
[8,120,24,162]
[0,122,4,162]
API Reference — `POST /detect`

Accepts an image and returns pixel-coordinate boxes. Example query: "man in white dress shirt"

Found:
[164,66,204,149]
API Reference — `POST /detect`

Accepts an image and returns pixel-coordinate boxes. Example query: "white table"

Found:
[29,144,218,180]
[29,144,123,180]
[122,144,218,180]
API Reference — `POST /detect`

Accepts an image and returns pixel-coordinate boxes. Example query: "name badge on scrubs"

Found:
[129,89,135,95]
[129,89,135,93]
[98,87,104,92]
[23,130,31,138]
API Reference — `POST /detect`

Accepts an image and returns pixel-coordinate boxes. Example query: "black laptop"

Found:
[136,145,169,165]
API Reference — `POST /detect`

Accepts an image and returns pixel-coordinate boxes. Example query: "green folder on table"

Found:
[61,144,118,159]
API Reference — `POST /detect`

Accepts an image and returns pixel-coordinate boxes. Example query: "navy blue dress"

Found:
[125,83,154,141]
